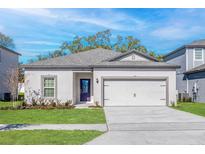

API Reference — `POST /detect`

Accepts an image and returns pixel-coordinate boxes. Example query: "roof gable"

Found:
[164,39,205,59]
[118,53,150,61]
[107,50,158,62]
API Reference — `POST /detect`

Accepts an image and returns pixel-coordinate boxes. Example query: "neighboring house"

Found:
[23,48,179,106]
[0,45,21,100]
[164,39,205,103]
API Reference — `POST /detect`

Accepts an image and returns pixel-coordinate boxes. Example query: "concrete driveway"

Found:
[87,106,205,145]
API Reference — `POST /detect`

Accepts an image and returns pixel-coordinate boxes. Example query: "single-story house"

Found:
[23,48,179,106]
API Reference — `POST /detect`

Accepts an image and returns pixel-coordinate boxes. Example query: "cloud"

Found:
[151,26,202,40]
[21,41,60,46]
[10,8,57,18]
[148,9,205,41]
[20,48,57,52]
[9,8,146,31]
[61,9,146,31]
[0,25,4,31]
[19,51,39,57]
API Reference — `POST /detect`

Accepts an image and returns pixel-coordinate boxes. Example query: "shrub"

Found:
[31,98,38,106]
[22,101,27,106]
[94,101,101,107]
[51,102,56,107]
[182,97,186,102]
[65,100,72,106]
[89,101,102,108]
[18,92,24,101]
[187,97,192,102]
[182,97,192,102]
[0,98,75,110]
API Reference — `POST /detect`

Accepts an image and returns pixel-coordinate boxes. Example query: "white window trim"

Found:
[193,48,204,61]
[193,48,204,68]
[41,76,57,98]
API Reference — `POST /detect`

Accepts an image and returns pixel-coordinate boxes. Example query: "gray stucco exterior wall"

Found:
[165,47,205,103]
[0,47,19,100]
[165,49,187,93]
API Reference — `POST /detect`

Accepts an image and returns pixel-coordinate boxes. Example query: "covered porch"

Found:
[73,71,94,105]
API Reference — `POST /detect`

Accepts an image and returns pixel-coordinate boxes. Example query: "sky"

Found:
[0,8,205,63]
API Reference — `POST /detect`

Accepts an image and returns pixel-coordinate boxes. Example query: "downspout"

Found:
[186,48,189,94]
[186,77,189,94]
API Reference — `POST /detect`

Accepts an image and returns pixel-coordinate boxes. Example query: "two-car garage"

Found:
[103,79,167,106]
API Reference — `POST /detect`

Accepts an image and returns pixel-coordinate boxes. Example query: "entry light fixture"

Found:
[96,78,99,84]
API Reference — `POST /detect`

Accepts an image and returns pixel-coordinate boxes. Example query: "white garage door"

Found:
[104,79,167,106]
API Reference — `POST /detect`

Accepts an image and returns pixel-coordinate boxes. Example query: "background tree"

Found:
[126,36,140,50]
[149,51,156,57]
[135,45,148,53]
[29,29,163,62]
[0,32,15,49]
[156,54,164,61]
[18,62,24,83]
[5,68,19,106]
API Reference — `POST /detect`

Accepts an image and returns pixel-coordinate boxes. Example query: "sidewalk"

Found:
[0,124,107,131]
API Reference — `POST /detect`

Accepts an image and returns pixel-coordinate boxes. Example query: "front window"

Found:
[43,77,55,97]
[194,48,203,61]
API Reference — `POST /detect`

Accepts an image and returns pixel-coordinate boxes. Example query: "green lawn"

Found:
[0,108,106,124]
[173,102,205,117]
[0,101,22,107]
[0,130,103,145]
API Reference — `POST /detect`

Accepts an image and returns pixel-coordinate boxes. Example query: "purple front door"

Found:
[80,79,91,101]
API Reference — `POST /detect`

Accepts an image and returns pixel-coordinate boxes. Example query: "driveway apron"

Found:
[87,106,205,144]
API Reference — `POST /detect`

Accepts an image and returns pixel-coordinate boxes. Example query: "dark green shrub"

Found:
[186,97,192,102]
[18,92,24,101]
[182,97,186,102]
[22,101,27,106]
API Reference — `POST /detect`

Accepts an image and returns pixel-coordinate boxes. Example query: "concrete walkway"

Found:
[87,107,205,145]
[0,124,107,131]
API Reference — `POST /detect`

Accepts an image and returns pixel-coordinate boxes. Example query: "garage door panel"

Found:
[104,80,166,106]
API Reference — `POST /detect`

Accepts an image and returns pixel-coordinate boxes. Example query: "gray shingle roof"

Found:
[189,39,205,46]
[184,64,205,74]
[93,61,180,68]
[0,45,21,56]
[24,48,121,67]
[23,48,179,69]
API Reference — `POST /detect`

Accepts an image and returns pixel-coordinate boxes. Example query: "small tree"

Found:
[5,68,19,106]
[0,32,15,49]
